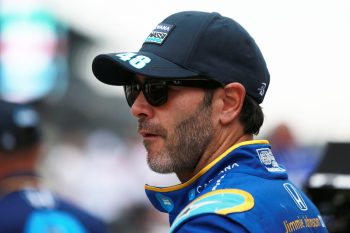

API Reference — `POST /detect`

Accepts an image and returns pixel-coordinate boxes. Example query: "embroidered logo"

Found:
[188,189,196,201]
[256,148,286,172]
[144,23,175,45]
[155,193,174,213]
[257,82,267,96]
[115,52,151,69]
[283,183,308,211]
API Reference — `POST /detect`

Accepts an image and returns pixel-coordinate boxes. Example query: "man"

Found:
[92,11,328,232]
[0,99,109,233]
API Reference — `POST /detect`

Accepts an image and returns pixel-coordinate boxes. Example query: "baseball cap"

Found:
[92,11,270,103]
[0,100,41,152]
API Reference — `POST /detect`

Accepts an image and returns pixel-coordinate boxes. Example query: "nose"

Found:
[130,91,153,119]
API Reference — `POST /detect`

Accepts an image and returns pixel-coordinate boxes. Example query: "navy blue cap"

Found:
[0,100,41,152]
[92,11,270,103]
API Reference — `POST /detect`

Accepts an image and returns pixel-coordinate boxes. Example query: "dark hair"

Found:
[239,95,264,135]
[202,88,215,107]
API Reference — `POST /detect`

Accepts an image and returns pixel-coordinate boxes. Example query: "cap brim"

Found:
[92,52,198,85]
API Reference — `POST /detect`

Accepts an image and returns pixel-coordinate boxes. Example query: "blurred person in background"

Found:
[40,128,172,233]
[0,99,109,233]
[92,11,328,232]
[267,122,323,189]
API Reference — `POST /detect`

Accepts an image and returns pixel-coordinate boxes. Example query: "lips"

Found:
[138,119,166,139]
[139,130,159,138]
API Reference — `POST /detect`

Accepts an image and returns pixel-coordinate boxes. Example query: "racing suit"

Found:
[145,140,329,232]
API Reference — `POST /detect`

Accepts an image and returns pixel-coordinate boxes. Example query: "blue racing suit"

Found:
[145,140,329,232]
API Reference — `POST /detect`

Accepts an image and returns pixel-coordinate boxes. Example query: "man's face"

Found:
[130,77,214,174]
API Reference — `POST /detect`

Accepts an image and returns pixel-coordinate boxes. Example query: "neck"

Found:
[175,133,253,183]
[0,173,41,196]
[0,162,37,180]
[0,146,40,180]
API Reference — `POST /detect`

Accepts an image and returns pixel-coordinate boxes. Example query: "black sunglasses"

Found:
[123,78,223,107]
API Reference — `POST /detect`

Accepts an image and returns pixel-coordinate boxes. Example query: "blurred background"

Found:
[1,0,349,232]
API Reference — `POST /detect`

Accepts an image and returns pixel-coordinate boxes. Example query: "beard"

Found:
[140,94,214,174]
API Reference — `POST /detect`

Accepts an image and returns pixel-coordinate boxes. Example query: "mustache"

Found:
[138,119,167,137]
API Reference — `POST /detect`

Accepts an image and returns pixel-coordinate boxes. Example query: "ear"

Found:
[219,83,246,125]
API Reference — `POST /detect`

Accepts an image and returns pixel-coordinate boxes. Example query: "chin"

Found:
[147,154,174,174]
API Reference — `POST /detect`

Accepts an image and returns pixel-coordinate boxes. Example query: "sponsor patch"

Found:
[155,193,174,213]
[256,148,286,172]
[144,23,175,45]
[188,189,196,201]
[283,183,308,211]
[170,189,254,232]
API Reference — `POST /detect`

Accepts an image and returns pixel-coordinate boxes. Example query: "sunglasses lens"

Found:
[144,82,168,106]
[124,78,219,107]
[124,84,140,107]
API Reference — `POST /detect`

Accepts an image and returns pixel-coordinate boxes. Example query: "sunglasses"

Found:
[123,78,223,107]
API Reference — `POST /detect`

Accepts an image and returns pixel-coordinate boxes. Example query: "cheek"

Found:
[210,99,222,125]
[162,111,183,136]
[172,89,205,110]
[160,88,206,131]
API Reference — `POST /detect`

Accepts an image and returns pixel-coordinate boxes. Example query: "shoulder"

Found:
[171,214,250,233]
[170,189,254,232]
[53,196,108,231]
[23,189,108,233]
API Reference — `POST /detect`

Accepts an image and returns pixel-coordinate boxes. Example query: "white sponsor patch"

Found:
[256,148,286,172]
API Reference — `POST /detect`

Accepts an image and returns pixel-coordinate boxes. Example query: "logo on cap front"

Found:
[144,23,175,45]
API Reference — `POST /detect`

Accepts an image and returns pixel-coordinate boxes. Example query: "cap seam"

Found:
[183,12,219,72]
